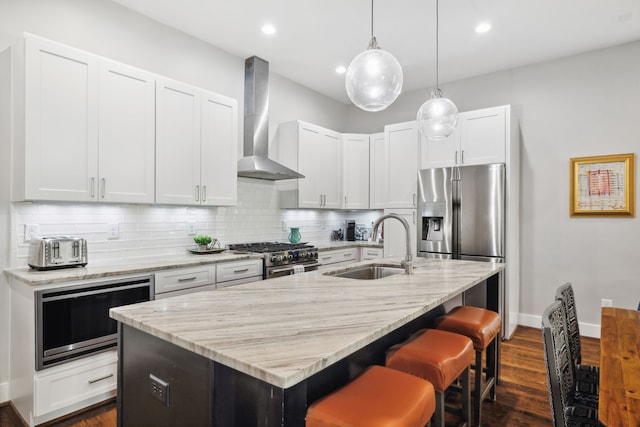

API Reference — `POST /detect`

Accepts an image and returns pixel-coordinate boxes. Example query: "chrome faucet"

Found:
[371,213,413,275]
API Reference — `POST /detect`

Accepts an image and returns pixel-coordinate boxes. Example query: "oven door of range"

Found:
[266,262,320,279]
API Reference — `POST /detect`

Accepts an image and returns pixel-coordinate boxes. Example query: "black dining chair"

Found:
[555,283,599,384]
[541,300,600,427]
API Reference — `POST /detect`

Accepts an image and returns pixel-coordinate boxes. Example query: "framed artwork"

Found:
[569,153,635,217]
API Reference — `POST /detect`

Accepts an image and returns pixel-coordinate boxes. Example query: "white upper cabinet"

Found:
[385,121,419,209]
[20,34,237,207]
[24,34,99,202]
[24,35,156,203]
[369,132,387,209]
[155,77,201,205]
[200,91,238,206]
[154,78,238,206]
[421,105,507,169]
[458,106,506,165]
[98,60,155,203]
[342,133,370,209]
[278,121,342,209]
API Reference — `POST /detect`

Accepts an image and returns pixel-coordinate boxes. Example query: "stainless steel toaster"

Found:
[28,236,88,270]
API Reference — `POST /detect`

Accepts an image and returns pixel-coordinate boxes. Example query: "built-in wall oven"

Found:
[35,275,154,370]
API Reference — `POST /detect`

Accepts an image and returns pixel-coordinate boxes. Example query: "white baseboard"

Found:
[0,380,8,404]
[517,313,600,339]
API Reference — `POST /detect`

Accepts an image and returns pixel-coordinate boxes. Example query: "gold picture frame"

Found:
[569,153,635,217]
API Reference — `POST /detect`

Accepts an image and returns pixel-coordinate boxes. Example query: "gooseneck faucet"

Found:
[371,213,413,275]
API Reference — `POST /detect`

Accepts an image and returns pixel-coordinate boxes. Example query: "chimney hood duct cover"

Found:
[237,56,304,180]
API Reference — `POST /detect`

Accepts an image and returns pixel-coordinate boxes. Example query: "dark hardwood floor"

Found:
[0,326,601,427]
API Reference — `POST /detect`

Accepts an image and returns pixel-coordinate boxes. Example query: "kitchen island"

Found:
[110,257,504,427]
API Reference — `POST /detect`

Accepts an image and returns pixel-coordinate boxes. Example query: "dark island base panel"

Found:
[117,275,500,427]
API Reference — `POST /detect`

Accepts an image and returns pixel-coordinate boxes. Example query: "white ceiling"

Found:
[110,0,640,104]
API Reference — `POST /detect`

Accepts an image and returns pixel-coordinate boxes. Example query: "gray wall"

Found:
[346,40,640,333]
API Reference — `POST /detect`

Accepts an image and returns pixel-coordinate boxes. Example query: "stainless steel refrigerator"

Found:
[417,163,505,262]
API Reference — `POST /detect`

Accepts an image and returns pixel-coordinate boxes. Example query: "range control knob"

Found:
[288,254,294,261]
[270,256,278,263]
[276,255,284,262]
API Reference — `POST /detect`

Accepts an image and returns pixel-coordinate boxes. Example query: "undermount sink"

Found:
[323,264,406,280]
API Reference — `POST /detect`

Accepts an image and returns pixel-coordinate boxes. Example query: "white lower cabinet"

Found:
[216,260,263,287]
[154,265,217,299]
[318,248,359,271]
[361,247,384,260]
[34,350,117,417]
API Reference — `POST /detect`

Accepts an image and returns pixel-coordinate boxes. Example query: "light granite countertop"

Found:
[110,257,504,388]
[4,252,264,286]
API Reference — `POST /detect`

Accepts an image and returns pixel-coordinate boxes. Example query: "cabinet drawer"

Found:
[361,247,383,260]
[319,248,359,266]
[155,265,216,295]
[35,350,117,416]
[216,260,263,283]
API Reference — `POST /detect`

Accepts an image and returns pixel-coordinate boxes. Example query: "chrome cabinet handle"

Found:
[202,186,207,202]
[90,177,95,198]
[343,253,353,258]
[455,151,459,165]
[413,211,416,224]
[461,150,464,164]
[88,373,114,384]
[319,194,323,206]
[413,193,416,207]
[195,185,200,201]
[100,178,106,198]
[178,276,197,282]
[233,268,249,274]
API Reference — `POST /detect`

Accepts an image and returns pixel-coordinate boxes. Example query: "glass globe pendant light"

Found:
[345,0,403,112]
[417,0,458,140]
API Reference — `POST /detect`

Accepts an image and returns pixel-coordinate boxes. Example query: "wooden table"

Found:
[599,307,640,426]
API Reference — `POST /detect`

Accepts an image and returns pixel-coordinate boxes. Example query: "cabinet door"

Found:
[156,77,201,205]
[369,132,387,209]
[98,60,155,203]
[25,35,98,201]
[200,91,238,206]
[342,134,369,209]
[321,130,343,209]
[421,127,459,169]
[459,106,506,165]
[383,209,417,258]
[297,123,323,208]
[385,122,419,209]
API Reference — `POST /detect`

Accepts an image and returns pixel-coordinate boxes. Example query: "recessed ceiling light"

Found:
[261,24,276,35]
[335,65,347,74]
[475,22,491,34]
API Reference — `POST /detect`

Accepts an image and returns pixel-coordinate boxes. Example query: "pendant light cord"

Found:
[435,0,439,89]
[371,0,374,39]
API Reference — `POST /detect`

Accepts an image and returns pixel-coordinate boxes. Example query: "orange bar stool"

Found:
[306,365,436,427]
[386,329,474,427]
[435,306,501,426]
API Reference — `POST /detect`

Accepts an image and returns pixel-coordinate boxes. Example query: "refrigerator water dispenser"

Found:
[423,217,444,241]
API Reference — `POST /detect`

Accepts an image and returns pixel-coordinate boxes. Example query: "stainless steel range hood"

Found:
[237,56,303,180]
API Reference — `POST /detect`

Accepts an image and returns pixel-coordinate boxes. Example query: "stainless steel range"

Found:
[227,242,319,279]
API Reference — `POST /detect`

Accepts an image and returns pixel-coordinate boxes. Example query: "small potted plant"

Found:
[193,235,213,251]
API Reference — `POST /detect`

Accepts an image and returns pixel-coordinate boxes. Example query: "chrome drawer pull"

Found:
[178,276,197,282]
[233,268,249,273]
[88,373,114,384]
